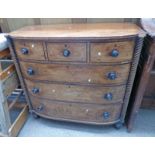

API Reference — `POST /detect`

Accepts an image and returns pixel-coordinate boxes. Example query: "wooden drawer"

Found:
[20,62,130,85]
[0,64,18,98]
[14,40,45,60]
[90,41,135,63]
[25,80,126,104]
[47,42,87,62]
[30,96,122,124]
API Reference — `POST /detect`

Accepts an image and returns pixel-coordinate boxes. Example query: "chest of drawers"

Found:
[8,23,145,128]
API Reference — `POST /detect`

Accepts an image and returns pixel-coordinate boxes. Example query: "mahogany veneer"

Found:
[8,23,145,128]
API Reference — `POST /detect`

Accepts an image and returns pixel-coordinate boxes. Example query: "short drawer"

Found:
[47,42,87,62]
[30,96,122,124]
[25,80,126,104]
[90,41,135,63]
[14,40,45,60]
[20,62,130,85]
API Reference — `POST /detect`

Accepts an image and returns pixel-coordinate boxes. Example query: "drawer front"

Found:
[31,96,122,123]
[47,43,87,62]
[26,80,126,104]
[20,62,130,85]
[14,40,45,60]
[90,41,135,63]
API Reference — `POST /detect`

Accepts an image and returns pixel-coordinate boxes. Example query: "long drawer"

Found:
[20,62,130,85]
[30,96,122,124]
[25,80,126,104]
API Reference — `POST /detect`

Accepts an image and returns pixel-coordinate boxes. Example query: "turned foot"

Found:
[32,112,40,119]
[114,121,123,129]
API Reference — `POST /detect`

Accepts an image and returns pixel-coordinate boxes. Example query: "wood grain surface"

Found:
[25,79,126,104]
[30,96,122,124]
[47,42,87,62]
[9,23,142,38]
[14,40,45,60]
[20,62,131,85]
[90,40,135,63]
[8,23,144,125]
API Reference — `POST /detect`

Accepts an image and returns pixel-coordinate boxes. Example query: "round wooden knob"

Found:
[104,93,113,100]
[21,48,29,54]
[32,88,39,94]
[103,112,110,120]
[63,49,71,57]
[27,68,34,75]
[111,49,119,57]
[107,72,117,80]
[36,104,44,112]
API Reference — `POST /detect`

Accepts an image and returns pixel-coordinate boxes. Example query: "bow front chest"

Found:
[8,23,145,128]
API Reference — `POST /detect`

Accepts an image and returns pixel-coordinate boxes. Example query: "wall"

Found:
[0,18,139,32]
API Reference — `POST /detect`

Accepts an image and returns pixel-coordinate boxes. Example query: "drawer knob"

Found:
[63,49,71,57]
[107,72,117,80]
[103,112,110,120]
[21,48,29,55]
[104,93,113,100]
[111,49,119,57]
[27,68,34,75]
[32,88,39,94]
[36,104,44,112]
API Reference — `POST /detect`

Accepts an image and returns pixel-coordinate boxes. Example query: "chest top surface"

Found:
[9,23,143,39]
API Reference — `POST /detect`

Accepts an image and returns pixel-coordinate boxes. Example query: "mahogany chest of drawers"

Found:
[8,23,145,128]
